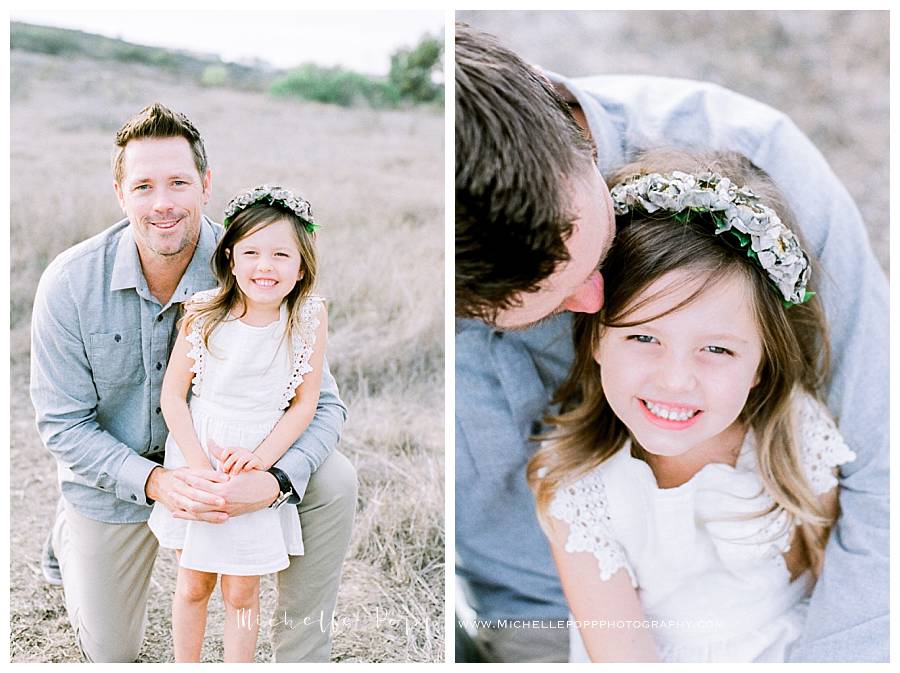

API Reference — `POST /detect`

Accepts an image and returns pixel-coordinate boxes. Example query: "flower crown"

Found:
[609,170,813,307]
[223,184,319,233]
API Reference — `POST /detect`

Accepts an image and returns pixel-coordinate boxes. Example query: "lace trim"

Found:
[548,468,638,587]
[184,288,219,396]
[796,394,856,494]
[280,296,324,411]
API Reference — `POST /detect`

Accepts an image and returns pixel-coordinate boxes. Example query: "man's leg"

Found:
[273,451,357,662]
[473,620,569,663]
[52,498,159,662]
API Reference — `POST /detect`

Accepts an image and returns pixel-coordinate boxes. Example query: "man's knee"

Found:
[76,625,143,663]
[305,451,358,511]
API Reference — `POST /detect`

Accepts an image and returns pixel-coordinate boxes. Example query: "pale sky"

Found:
[10,10,445,75]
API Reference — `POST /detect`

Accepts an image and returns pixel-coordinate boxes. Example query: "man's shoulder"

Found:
[43,219,129,282]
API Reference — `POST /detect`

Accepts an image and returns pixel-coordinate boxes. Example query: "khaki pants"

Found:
[473,620,570,663]
[53,451,357,662]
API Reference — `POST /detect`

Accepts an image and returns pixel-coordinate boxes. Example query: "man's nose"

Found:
[152,187,175,212]
[562,271,604,314]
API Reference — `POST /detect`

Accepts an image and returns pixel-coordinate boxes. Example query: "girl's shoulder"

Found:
[793,391,856,494]
[185,287,223,311]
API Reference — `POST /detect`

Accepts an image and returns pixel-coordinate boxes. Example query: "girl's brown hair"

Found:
[528,148,835,575]
[183,203,318,349]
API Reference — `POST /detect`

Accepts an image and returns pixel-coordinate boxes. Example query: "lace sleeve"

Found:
[280,295,325,410]
[183,288,218,396]
[548,469,637,587]
[797,393,857,494]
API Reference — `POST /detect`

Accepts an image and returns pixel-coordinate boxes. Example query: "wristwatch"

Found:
[267,466,294,509]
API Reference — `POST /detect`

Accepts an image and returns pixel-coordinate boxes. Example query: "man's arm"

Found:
[30,262,228,519]
[737,96,889,663]
[270,353,347,502]
[29,262,158,506]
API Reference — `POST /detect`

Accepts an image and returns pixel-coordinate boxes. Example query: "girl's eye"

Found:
[275,252,289,258]
[173,180,187,186]
[703,345,733,356]
[627,334,657,344]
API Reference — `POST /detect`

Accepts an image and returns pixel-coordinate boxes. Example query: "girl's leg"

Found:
[221,574,261,662]
[172,551,218,662]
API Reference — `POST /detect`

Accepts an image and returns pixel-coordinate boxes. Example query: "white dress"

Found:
[148,289,324,576]
[551,393,856,662]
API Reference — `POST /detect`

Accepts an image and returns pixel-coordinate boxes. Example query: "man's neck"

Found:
[138,247,194,306]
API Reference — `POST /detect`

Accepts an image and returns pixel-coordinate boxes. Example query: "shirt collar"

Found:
[109,215,220,302]
[545,69,625,176]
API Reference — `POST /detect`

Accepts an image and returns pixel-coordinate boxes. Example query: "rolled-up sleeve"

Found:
[30,263,158,507]
[273,355,347,502]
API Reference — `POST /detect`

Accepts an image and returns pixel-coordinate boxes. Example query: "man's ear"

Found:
[201,168,212,206]
[113,181,127,214]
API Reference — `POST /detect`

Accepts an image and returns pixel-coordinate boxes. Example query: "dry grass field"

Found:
[10,48,444,662]
[457,10,889,274]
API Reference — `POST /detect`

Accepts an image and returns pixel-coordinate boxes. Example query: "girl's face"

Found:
[596,269,764,459]
[230,218,304,310]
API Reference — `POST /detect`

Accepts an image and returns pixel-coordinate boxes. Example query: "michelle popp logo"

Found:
[235,607,437,637]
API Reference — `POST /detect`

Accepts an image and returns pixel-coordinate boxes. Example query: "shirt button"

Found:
[130,494,137,501]
[153,445,160,451]
[156,407,161,414]
[157,314,164,322]
[156,362,162,371]
[114,334,121,342]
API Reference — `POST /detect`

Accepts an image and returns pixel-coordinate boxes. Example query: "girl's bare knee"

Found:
[176,567,218,603]
[221,575,260,610]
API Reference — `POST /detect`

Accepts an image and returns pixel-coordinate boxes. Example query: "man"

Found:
[30,103,357,662]
[455,23,888,663]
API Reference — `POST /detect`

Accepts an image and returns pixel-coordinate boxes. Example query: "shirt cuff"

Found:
[273,451,312,504]
[115,452,161,507]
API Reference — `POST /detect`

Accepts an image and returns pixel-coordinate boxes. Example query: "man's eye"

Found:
[627,334,657,344]
[135,185,150,191]
[173,180,188,186]
[704,345,733,355]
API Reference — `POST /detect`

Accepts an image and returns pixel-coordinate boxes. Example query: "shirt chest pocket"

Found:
[89,329,146,387]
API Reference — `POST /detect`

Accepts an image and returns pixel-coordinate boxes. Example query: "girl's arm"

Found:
[230,306,329,472]
[545,517,660,662]
[160,319,213,471]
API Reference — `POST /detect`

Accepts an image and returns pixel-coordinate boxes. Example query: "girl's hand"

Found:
[208,439,265,475]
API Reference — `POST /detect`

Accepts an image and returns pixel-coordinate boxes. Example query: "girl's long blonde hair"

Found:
[527,149,836,575]
[183,202,318,349]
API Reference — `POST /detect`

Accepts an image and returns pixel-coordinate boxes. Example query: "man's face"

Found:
[114,136,210,262]
[493,165,616,330]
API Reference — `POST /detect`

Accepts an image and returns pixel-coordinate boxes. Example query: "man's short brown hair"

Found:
[112,102,208,183]
[455,23,596,322]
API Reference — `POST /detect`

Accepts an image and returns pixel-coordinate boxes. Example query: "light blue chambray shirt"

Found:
[455,74,888,662]
[30,216,347,524]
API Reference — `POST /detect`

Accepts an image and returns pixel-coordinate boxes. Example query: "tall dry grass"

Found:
[10,49,444,662]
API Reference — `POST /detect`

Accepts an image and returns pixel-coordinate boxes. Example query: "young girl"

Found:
[527,149,855,662]
[148,185,328,662]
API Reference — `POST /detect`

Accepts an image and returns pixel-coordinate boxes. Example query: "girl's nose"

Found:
[561,271,604,314]
[657,356,697,393]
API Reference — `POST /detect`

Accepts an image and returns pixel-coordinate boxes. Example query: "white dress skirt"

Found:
[148,291,324,576]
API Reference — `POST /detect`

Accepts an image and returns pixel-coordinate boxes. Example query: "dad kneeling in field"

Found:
[30,102,357,663]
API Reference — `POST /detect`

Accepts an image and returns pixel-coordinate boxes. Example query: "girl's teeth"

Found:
[645,401,696,422]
